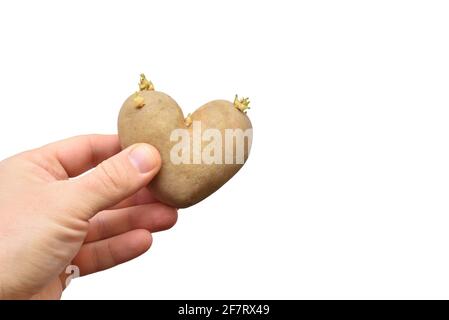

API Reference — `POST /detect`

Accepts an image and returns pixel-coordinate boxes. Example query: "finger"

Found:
[108,187,158,210]
[85,203,177,242]
[72,229,152,276]
[40,134,121,177]
[68,143,161,220]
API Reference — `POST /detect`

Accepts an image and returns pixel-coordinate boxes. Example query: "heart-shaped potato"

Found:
[118,76,252,208]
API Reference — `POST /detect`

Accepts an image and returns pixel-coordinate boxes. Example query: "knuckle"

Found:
[93,215,108,240]
[95,160,126,194]
[91,243,102,272]
[106,239,118,266]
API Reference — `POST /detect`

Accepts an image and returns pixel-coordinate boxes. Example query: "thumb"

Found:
[69,143,161,219]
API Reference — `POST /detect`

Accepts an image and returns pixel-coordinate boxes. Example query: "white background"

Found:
[0,0,449,299]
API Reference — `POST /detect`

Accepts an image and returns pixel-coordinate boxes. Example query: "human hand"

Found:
[0,135,178,299]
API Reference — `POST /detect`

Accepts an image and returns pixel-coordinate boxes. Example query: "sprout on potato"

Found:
[234,95,251,113]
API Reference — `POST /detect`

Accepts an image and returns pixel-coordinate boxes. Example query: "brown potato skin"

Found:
[118,91,252,208]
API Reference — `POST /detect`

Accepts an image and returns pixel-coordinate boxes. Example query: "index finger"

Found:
[40,134,121,177]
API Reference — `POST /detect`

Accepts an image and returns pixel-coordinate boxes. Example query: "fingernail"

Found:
[129,144,157,173]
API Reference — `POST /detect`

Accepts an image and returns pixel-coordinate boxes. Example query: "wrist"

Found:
[0,279,28,300]
[0,272,23,300]
[0,276,6,300]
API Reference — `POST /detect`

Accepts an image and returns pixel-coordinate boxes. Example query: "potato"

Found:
[118,75,252,208]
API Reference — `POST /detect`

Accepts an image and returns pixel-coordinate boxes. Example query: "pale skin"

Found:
[0,134,178,299]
